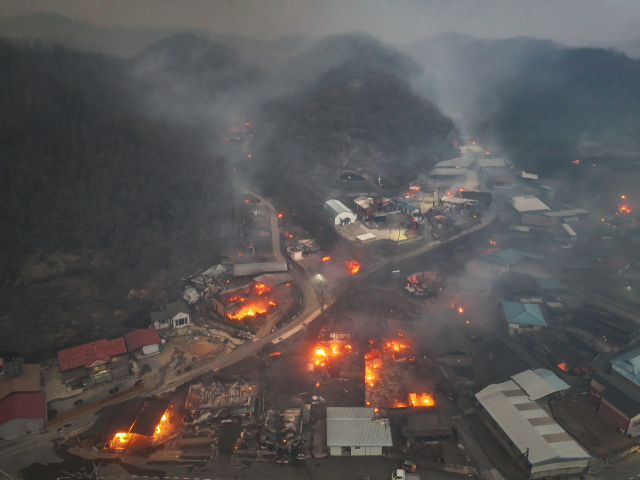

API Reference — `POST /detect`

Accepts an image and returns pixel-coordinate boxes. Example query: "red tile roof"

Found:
[57,338,127,372]
[124,329,161,352]
[0,391,46,426]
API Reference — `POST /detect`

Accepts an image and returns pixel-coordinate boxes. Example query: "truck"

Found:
[391,469,421,480]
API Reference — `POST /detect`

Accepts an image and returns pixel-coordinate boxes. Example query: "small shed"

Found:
[324,200,357,225]
[124,329,162,356]
[326,407,392,456]
[356,233,377,244]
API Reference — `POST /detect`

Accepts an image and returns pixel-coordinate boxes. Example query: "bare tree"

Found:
[313,276,329,312]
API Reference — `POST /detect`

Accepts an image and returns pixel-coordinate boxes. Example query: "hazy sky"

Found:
[1,0,639,48]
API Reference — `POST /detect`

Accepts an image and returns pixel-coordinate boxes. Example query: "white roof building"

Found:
[324,199,358,225]
[476,381,589,477]
[326,407,393,456]
[435,156,475,168]
[510,196,551,213]
[478,158,506,167]
[430,168,468,176]
[511,369,569,401]
[233,262,288,277]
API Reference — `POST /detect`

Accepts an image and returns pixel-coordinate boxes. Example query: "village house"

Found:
[502,301,548,335]
[57,338,129,391]
[610,346,640,389]
[353,196,385,221]
[0,358,47,439]
[149,300,191,330]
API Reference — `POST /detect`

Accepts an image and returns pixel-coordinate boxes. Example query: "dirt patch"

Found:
[552,395,640,459]
[188,340,217,355]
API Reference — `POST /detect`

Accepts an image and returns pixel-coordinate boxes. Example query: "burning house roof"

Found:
[252,273,292,287]
[82,397,170,438]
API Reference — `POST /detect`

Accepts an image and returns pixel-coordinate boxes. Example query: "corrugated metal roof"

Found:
[542,209,589,217]
[562,223,577,236]
[324,199,354,217]
[326,407,393,447]
[510,195,550,212]
[502,301,547,327]
[478,158,506,167]
[611,346,640,377]
[512,369,569,400]
[233,262,288,277]
[475,381,590,466]
[430,168,468,176]
[435,157,475,168]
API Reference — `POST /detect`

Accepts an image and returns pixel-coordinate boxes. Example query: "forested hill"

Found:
[406,34,640,173]
[0,37,240,358]
[254,34,458,235]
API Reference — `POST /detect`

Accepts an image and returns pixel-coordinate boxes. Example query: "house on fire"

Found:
[81,397,170,448]
[149,300,191,330]
[0,359,46,439]
[57,338,129,391]
[326,407,393,456]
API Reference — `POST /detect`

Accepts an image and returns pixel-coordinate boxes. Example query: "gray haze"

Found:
[2,0,640,53]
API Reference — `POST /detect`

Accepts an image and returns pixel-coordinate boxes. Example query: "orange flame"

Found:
[409,393,435,406]
[321,256,331,262]
[345,260,361,274]
[620,205,631,213]
[573,159,580,164]
[458,306,464,313]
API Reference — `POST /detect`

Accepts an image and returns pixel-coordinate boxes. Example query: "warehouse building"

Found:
[326,407,393,456]
[476,380,590,478]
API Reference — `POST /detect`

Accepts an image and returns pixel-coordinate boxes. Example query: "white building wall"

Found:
[141,344,160,355]
[0,417,45,439]
[171,313,191,328]
[329,446,341,456]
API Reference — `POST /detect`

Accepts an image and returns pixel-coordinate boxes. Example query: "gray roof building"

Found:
[326,407,392,456]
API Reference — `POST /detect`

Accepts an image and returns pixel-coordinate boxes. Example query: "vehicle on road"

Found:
[392,468,421,480]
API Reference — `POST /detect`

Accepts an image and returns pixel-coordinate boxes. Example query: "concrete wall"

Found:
[0,417,45,439]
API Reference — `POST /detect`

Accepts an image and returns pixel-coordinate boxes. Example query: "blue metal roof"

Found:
[482,248,544,266]
[502,301,547,327]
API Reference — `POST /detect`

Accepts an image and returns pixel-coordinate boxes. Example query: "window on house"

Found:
[633,419,640,427]
[354,447,360,450]
[175,317,187,326]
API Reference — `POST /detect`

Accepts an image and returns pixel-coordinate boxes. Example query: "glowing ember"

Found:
[573,159,580,164]
[345,260,361,274]
[622,195,626,199]
[278,213,283,218]
[557,362,567,371]
[620,205,631,213]
[268,351,281,357]
[458,306,465,313]
[253,283,270,296]
[315,382,320,388]
[321,256,331,262]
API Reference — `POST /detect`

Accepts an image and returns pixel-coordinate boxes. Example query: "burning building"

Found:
[211,282,278,321]
[81,397,171,451]
[405,271,443,297]
[364,337,419,408]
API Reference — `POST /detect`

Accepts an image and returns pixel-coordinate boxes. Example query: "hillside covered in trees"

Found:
[0,35,256,358]
[406,34,640,173]
[254,34,459,235]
